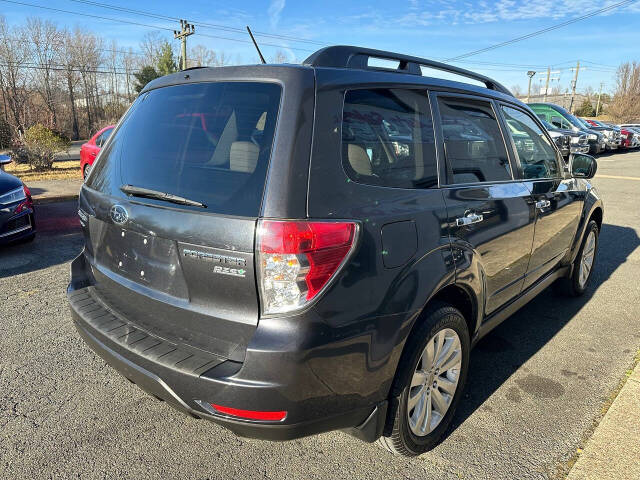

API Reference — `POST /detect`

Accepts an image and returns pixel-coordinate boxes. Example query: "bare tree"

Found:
[608,61,640,122]
[139,31,164,67]
[122,47,137,102]
[510,84,523,97]
[270,50,288,64]
[57,29,80,139]
[27,17,62,129]
[0,16,31,135]
[189,44,217,67]
[107,39,119,105]
[72,28,104,135]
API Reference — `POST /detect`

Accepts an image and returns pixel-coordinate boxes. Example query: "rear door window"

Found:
[341,88,438,189]
[87,82,281,216]
[436,96,512,184]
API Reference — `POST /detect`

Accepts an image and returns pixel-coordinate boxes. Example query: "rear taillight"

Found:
[257,220,358,315]
[15,184,33,214]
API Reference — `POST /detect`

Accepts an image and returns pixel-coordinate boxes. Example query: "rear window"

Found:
[87,82,281,216]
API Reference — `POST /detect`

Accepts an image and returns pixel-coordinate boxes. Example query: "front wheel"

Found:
[83,163,92,181]
[378,303,470,456]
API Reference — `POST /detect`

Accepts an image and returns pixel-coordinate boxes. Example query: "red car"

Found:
[620,128,635,148]
[80,125,114,180]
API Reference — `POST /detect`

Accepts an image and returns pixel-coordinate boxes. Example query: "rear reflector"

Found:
[210,403,287,422]
[257,220,358,315]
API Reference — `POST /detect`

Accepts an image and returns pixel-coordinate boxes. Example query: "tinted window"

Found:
[342,89,438,189]
[437,97,511,184]
[87,82,281,216]
[501,106,559,179]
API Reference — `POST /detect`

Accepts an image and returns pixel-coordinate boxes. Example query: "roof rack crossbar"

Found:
[303,46,512,97]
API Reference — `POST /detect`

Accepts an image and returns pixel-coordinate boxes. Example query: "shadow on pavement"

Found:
[444,223,640,437]
[0,201,83,278]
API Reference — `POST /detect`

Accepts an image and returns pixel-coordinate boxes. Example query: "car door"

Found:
[86,133,101,163]
[433,93,536,315]
[498,104,583,289]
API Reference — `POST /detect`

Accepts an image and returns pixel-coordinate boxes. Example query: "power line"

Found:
[446,0,637,61]
[0,0,315,53]
[66,0,325,46]
[0,62,137,74]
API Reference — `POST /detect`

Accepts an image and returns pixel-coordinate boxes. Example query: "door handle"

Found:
[535,200,551,209]
[456,212,484,227]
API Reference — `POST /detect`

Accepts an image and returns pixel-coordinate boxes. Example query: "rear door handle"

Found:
[535,200,551,209]
[456,213,484,227]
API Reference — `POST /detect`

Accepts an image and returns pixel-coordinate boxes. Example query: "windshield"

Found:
[87,81,282,216]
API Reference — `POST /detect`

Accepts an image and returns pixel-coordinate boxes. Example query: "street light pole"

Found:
[526,71,536,103]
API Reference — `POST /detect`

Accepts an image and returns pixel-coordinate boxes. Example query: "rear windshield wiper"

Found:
[120,184,207,208]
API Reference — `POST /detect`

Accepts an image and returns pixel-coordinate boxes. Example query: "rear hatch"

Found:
[79,77,286,362]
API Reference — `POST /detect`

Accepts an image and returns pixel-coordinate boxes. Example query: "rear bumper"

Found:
[68,253,394,442]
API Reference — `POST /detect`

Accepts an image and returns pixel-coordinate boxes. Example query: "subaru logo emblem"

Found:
[110,205,128,225]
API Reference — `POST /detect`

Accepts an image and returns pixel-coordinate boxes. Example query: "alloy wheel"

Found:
[579,231,596,288]
[407,328,462,436]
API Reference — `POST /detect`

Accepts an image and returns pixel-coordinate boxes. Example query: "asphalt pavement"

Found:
[1,150,639,479]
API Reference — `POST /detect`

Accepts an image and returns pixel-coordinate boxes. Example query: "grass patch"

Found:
[3,159,81,181]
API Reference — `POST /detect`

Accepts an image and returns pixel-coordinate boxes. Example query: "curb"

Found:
[566,355,640,480]
[33,194,78,205]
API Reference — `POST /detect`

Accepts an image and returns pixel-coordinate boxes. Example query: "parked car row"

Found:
[530,102,639,158]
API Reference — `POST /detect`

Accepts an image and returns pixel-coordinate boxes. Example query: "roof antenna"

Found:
[246,26,266,64]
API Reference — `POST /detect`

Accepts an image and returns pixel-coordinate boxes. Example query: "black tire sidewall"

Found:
[393,306,470,454]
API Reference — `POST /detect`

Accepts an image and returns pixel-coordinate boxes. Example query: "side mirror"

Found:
[571,153,597,179]
[0,154,11,171]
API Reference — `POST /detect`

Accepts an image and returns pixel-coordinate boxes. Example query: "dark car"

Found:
[580,118,621,151]
[529,103,606,155]
[68,46,603,456]
[539,119,574,158]
[0,155,35,244]
[539,119,590,157]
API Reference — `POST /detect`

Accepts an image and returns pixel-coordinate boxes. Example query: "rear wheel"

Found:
[554,220,599,297]
[377,303,470,456]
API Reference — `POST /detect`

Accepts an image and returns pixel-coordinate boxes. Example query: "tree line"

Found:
[0,16,237,146]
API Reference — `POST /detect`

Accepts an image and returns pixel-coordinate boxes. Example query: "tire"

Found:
[83,164,91,181]
[377,302,470,456]
[553,220,599,297]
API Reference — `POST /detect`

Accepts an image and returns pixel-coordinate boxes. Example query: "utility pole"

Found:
[543,67,550,102]
[596,82,604,117]
[526,70,536,103]
[568,60,580,114]
[174,19,195,70]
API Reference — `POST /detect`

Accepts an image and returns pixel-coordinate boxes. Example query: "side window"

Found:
[341,88,438,189]
[437,97,512,184]
[95,132,104,147]
[501,106,559,179]
[101,128,113,145]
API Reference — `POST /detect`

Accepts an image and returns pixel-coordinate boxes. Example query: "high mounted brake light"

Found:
[257,220,358,315]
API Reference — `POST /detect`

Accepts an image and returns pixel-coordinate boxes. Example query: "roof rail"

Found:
[303,45,513,97]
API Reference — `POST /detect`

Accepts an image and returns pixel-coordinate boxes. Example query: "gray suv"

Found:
[69,46,603,456]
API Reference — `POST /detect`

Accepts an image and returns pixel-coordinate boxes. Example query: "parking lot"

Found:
[1,150,639,480]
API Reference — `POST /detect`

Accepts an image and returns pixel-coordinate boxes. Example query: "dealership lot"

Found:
[1,151,639,479]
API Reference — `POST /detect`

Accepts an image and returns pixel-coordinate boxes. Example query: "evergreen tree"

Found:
[156,41,177,76]
[133,66,160,93]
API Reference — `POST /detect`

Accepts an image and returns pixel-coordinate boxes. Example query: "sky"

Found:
[1,0,640,94]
